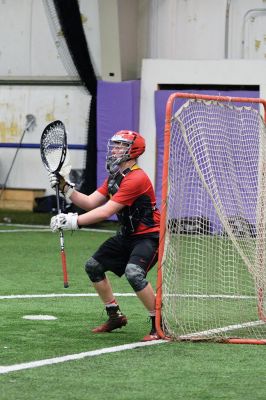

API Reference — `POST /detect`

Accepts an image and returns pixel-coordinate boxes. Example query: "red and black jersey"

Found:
[97,166,160,236]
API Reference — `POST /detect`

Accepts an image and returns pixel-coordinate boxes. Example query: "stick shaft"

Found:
[56,184,69,288]
[59,231,69,288]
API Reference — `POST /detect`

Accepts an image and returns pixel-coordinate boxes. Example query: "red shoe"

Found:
[92,306,128,333]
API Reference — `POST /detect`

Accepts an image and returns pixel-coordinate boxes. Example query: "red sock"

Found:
[105,299,118,308]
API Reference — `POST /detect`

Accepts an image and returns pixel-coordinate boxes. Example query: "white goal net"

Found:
[157,94,266,343]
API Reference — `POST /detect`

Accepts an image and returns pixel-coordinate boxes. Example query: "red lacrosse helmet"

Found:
[106,130,145,174]
[110,130,146,159]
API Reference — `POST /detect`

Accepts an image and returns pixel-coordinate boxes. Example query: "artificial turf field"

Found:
[1,216,266,400]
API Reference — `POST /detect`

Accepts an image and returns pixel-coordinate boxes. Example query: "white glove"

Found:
[48,172,75,202]
[50,212,79,232]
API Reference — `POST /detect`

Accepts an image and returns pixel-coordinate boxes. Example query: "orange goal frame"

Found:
[155,92,266,344]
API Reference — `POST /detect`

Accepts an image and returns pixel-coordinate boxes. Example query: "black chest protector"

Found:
[107,167,156,236]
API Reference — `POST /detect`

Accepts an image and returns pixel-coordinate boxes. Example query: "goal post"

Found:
[156,92,266,344]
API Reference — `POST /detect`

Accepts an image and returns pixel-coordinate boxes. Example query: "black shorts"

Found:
[92,233,159,277]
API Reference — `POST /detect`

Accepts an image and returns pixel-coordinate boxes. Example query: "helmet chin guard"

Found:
[106,130,145,175]
[106,162,121,176]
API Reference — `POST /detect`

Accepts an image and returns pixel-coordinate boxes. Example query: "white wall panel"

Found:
[1,1,266,78]
[0,85,91,192]
[138,0,266,63]
[242,11,266,59]
[227,0,266,58]
[0,0,101,77]
[0,0,32,76]
[148,0,227,59]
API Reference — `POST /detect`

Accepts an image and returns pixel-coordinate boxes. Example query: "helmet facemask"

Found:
[106,139,132,175]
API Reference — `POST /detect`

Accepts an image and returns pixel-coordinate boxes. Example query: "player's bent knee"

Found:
[85,257,106,282]
[125,263,148,292]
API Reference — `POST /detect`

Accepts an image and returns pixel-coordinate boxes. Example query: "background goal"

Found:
[156,92,266,344]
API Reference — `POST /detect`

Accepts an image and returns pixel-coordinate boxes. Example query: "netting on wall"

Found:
[43,0,97,195]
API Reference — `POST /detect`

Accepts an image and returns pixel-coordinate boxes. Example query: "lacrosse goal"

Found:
[156,92,266,344]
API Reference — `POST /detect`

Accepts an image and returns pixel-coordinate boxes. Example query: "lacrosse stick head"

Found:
[40,120,67,173]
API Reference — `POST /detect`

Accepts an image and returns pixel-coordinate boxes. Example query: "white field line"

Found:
[0,223,116,234]
[165,294,256,299]
[1,319,265,375]
[1,294,265,375]
[0,228,116,234]
[0,293,136,300]
[0,293,255,300]
[0,223,49,228]
[0,340,167,375]
[180,320,266,339]
[0,229,51,233]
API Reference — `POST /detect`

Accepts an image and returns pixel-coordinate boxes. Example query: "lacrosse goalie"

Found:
[49,130,160,341]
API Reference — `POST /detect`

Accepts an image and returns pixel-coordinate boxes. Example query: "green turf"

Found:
[1,221,266,400]
[0,208,119,229]
[0,209,52,225]
[1,341,266,400]
[0,296,147,364]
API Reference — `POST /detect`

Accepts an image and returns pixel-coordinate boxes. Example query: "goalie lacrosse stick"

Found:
[40,120,69,288]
